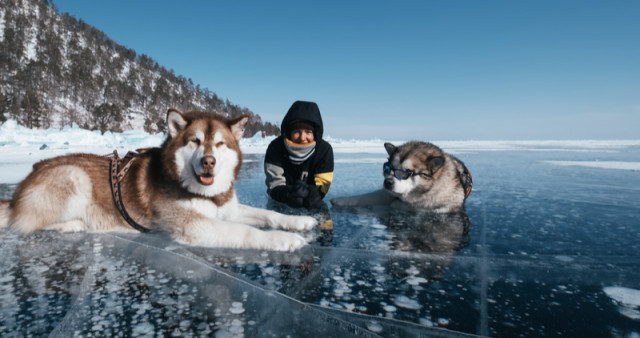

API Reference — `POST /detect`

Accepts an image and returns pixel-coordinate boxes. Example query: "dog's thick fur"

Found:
[0,109,317,251]
[331,141,471,213]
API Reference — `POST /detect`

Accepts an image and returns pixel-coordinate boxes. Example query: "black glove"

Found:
[304,185,323,209]
[291,180,310,200]
[270,181,309,208]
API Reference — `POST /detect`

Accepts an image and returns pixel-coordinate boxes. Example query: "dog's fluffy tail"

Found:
[0,200,10,228]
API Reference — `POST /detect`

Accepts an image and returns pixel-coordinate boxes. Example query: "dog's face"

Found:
[165,109,248,197]
[383,142,445,200]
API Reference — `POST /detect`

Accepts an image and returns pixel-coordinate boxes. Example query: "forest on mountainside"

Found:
[0,0,280,136]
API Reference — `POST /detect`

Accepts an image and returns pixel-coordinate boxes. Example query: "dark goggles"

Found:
[383,162,430,180]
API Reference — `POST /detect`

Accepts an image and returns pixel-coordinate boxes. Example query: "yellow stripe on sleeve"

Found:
[314,172,333,194]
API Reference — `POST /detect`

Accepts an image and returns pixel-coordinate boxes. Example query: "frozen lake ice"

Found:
[1,122,639,337]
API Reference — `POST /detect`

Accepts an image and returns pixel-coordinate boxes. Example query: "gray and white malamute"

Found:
[331,141,472,213]
[0,109,316,251]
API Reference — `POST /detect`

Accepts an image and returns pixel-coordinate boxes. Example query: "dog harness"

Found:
[109,150,151,233]
[460,166,473,200]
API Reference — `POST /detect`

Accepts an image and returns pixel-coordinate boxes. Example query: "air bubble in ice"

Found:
[406,277,428,286]
[383,305,397,312]
[438,318,450,326]
[393,295,422,310]
[229,302,245,314]
[366,321,383,333]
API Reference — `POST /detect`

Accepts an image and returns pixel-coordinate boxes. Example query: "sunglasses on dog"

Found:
[383,162,430,180]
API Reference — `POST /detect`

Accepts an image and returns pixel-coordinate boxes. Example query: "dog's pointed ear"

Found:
[167,108,187,139]
[229,114,250,141]
[384,143,397,156]
[427,156,444,173]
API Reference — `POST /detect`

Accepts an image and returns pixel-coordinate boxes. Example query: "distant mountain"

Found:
[0,0,280,137]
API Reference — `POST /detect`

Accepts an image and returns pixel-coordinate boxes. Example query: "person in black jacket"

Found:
[264,101,334,209]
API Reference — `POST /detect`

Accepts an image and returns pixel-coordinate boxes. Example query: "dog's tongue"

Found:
[199,174,214,186]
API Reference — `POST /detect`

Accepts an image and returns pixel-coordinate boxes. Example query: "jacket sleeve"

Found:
[264,139,287,198]
[313,142,334,197]
[265,162,286,194]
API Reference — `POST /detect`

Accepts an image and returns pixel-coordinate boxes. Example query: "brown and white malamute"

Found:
[0,109,316,251]
[331,141,472,213]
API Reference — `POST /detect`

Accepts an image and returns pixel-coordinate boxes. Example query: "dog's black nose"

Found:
[384,177,394,189]
[201,156,216,169]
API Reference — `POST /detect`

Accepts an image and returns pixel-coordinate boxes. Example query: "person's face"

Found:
[290,128,315,144]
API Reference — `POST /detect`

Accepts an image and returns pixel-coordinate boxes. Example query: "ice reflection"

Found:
[327,205,471,279]
[381,210,470,254]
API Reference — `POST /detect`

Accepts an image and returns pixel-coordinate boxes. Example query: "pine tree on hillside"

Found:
[0,92,8,123]
[92,102,123,134]
[0,0,280,136]
[21,89,43,129]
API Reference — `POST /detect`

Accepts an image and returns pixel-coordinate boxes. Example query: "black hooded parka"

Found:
[264,101,334,207]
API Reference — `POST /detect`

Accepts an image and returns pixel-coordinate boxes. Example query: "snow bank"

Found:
[2,119,640,183]
[0,119,164,149]
[3,119,639,155]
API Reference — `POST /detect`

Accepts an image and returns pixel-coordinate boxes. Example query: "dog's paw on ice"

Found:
[267,231,307,251]
[278,215,317,231]
[44,220,87,232]
[296,216,317,231]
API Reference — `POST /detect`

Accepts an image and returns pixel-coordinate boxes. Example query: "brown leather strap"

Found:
[109,150,151,233]
[463,166,473,200]
[457,165,472,201]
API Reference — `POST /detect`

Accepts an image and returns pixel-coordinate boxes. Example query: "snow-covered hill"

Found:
[0,0,278,136]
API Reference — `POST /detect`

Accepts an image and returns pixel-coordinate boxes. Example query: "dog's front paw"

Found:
[270,214,317,231]
[266,231,307,251]
[288,215,317,231]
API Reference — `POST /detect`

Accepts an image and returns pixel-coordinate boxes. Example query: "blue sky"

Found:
[52,0,639,140]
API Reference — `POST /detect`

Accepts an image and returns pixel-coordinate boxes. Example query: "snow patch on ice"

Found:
[335,158,385,164]
[604,286,640,320]
[544,161,640,171]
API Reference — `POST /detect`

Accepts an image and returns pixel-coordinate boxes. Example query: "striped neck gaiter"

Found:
[284,138,316,164]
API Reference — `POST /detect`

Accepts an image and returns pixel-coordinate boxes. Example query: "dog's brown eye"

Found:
[190,138,201,145]
[216,142,225,147]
